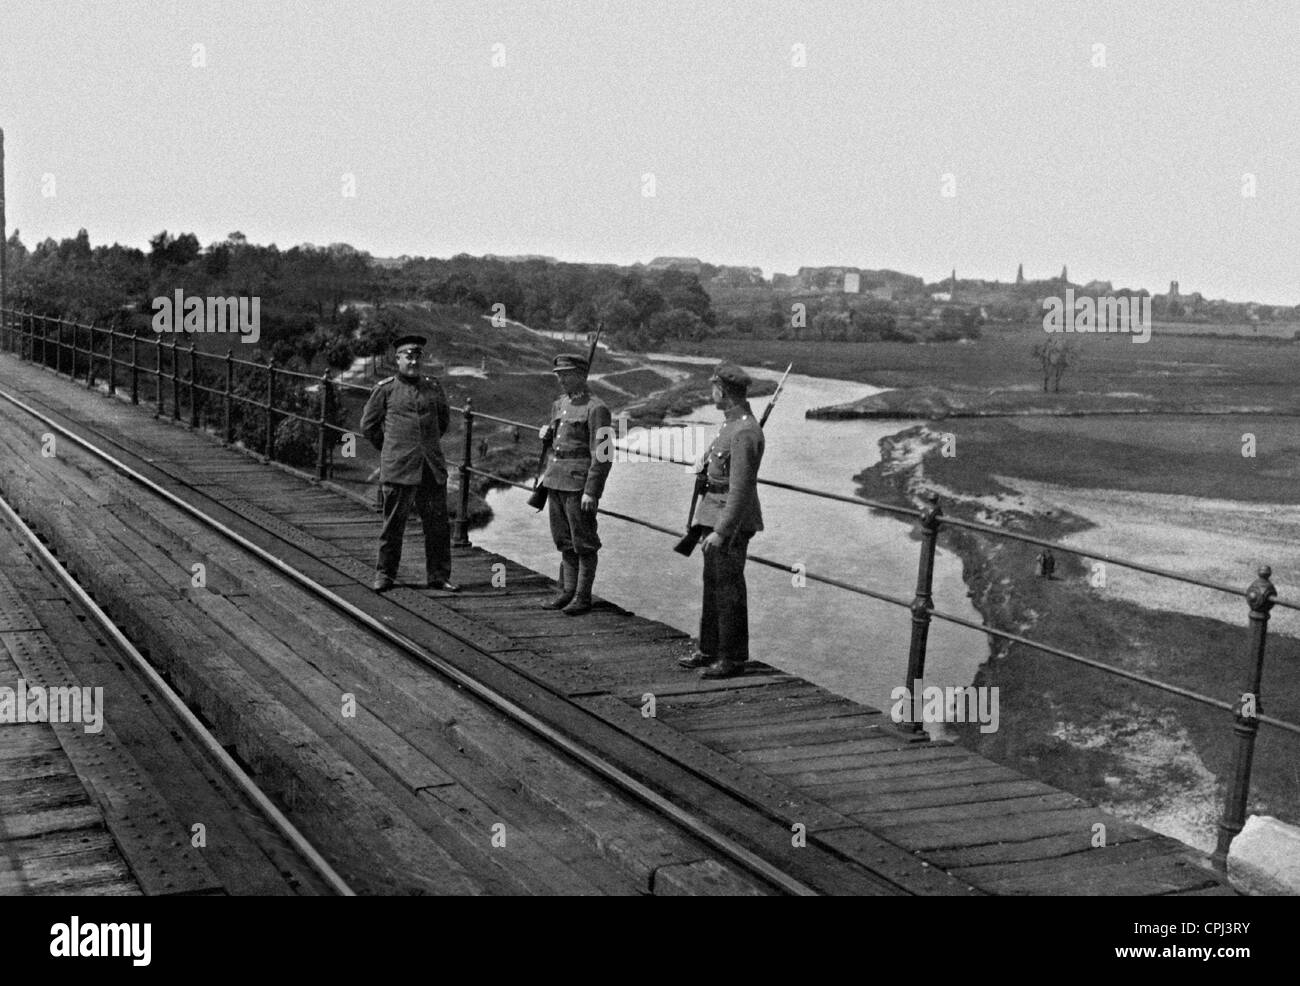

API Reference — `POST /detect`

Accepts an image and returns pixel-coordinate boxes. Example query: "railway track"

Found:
[0,380,840,895]
[0,484,349,896]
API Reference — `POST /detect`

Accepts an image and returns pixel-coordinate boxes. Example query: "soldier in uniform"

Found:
[360,334,460,593]
[538,353,612,615]
[678,364,764,678]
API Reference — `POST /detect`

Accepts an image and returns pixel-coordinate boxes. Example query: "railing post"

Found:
[85,323,95,387]
[56,318,63,375]
[107,326,116,397]
[453,399,474,546]
[170,336,180,421]
[189,341,198,428]
[264,358,275,460]
[155,334,164,417]
[316,369,330,480]
[1213,565,1277,871]
[130,333,139,405]
[903,491,943,734]
[223,349,233,445]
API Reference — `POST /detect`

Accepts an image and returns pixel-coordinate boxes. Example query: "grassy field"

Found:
[676,322,1300,410]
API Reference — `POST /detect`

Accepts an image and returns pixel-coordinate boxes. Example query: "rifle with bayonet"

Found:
[673,362,791,556]
[527,322,604,510]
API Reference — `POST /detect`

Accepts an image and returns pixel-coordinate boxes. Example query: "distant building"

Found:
[844,271,861,294]
[646,256,704,273]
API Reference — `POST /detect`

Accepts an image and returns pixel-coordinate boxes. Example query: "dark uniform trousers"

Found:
[698,528,754,663]
[377,462,451,583]
[547,488,602,555]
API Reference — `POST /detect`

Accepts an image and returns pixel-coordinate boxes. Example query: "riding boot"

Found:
[541,551,579,609]
[562,552,598,616]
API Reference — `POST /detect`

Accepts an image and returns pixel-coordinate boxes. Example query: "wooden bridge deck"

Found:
[0,354,1236,895]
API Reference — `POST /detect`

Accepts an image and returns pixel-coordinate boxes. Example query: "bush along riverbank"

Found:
[854,426,1300,851]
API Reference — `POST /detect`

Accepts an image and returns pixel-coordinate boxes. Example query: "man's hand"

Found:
[538,425,553,442]
[701,531,725,553]
[580,494,598,513]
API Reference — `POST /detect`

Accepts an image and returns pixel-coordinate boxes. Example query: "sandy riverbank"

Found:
[856,425,1300,852]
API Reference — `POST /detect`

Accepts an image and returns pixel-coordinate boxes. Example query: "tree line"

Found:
[1,230,722,361]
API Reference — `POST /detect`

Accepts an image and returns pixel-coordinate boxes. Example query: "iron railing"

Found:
[0,306,1293,870]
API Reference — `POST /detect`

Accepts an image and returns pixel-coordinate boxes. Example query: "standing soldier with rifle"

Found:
[678,363,783,678]
[535,346,613,615]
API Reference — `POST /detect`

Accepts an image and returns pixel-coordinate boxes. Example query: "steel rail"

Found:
[0,385,820,897]
[0,487,357,896]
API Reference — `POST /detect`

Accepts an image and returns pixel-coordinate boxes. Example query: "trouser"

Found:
[698,528,754,663]
[376,463,451,582]
[546,488,601,554]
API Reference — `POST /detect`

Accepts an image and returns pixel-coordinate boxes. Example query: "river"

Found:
[473,358,990,729]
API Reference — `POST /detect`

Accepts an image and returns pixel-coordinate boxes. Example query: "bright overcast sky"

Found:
[2,1,1297,303]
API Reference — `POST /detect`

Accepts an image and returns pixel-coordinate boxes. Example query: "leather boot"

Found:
[540,551,579,610]
[562,553,598,616]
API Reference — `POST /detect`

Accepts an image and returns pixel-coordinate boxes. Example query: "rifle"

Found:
[673,362,792,556]
[527,322,605,510]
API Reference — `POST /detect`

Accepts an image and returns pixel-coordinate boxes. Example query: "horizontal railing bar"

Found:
[469,409,535,431]
[5,308,1295,614]
[940,512,1300,611]
[462,462,1298,734]
[925,605,1300,736]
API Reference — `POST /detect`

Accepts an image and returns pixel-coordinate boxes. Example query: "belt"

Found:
[706,481,729,494]
[553,448,591,459]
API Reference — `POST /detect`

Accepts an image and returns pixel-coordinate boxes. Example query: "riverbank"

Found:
[855,425,1300,850]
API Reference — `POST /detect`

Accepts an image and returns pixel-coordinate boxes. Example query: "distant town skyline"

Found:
[3,2,1298,305]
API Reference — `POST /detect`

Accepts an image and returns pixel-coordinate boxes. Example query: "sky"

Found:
[1,0,1297,303]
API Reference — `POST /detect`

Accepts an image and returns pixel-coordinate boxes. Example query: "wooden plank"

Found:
[689,714,887,750]
[7,773,95,814]
[926,826,1159,869]
[858,796,1091,836]
[572,694,972,896]
[655,681,828,709]
[415,785,623,896]
[794,752,990,789]
[653,859,769,896]
[0,847,137,895]
[0,750,79,784]
[811,764,1024,800]
[610,673,796,700]
[836,779,1061,814]
[666,696,865,731]
[734,736,923,765]
[0,805,105,841]
[188,590,458,794]
[956,840,1217,895]
[762,744,971,778]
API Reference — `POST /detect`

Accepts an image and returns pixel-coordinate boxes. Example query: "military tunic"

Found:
[360,375,450,485]
[360,374,453,583]
[694,401,764,537]
[542,391,613,554]
[696,401,765,664]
